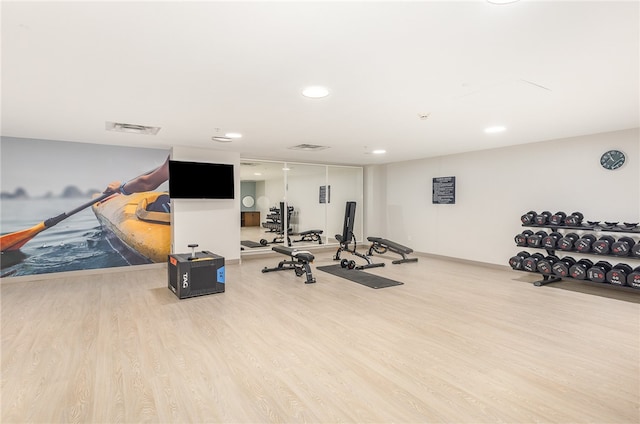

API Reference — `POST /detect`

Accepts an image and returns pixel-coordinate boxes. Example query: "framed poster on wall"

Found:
[432,176,456,204]
[319,185,331,203]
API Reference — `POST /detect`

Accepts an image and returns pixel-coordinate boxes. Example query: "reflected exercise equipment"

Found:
[260,202,292,246]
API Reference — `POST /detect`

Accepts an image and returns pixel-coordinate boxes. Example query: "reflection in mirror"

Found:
[242,195,255,208]
[240,159,363,256]
[285,163,327,248]
[240,160,285,252]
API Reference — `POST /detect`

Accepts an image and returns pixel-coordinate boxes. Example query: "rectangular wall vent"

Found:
[106,121,161,135]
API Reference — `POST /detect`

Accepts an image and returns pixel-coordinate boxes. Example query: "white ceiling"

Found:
[2,1,638,166]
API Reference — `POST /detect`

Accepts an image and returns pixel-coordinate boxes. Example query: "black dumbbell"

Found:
[626,266,640,289]
[509,251,531,270]
[522,253,545,272]
[340,259,357,269]
[521,210,537,225]
[537,255,559,275]
[549,211,567,226]
[557,233,579,251]
[592,235,616,255]
[569,258,593,280]
[526,231,548,248]
[514,230,534,247]
[564,211,584,226]
[574,234,596,253]
[534,211,552,225]
[606,263,633,286]
[586,261,612,283]
[631,243,640,258]
[541,232,563,249]
[611,236,636,256]
[552,256,576,277]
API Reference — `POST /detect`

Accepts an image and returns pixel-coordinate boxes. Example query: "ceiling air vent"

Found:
[106,121,161,135]
[288,144,330,151]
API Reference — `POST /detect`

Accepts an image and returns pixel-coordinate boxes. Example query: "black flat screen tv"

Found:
[168,160,235,199]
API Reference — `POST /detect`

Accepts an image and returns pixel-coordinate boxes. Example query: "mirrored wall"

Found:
[239,159,363,254]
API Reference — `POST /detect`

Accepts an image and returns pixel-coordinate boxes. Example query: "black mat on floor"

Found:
[241,240,264,248]
[317,264,403,289]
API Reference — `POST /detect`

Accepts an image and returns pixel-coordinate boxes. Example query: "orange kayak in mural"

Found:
[92,192,170,263]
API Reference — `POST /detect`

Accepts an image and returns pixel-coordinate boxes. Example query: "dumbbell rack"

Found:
[515,220,640,290]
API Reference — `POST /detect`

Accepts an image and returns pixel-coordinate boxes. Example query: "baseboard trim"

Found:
[1,258,241,284]
[414,252,511,271]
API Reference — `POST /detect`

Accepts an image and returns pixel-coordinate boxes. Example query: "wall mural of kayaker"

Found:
[0,137,170,277]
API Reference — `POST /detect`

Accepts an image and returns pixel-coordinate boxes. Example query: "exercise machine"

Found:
[367,237,418,264]
[334,201,384,270]
[261,245,316,284]
[261,202,293,233]
[260,202,292,246]
[293,229,323,244]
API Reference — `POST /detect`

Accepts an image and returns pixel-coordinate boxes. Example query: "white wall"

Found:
[364,165,387,237]
[365,128,640,266]
[286,170,326,234]
[257,176,286,228]
[170,146,241,261]
[327,166,364,242]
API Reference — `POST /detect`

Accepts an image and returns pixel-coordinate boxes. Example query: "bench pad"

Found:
[272,245,314,262]
[299,229,323,236]
[367,237,413,254]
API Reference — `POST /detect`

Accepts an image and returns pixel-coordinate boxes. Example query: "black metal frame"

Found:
[518,222,640,289]
[367,237,418,264]
[262,246,316,284]
[333,202,384,270]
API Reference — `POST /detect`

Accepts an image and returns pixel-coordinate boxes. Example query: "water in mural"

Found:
[1,198,129,277]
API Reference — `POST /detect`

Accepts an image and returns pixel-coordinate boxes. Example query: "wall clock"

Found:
[600,149,626,170]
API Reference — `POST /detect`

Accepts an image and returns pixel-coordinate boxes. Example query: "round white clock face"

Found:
[600,150,626,170]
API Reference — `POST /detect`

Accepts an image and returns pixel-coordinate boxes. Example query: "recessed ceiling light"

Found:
[372,149,386,154]
[254,172,262,176]
[212,136,232,142]
[484,126,506,134]
[302,86,329,98]
[225,132,242,139]
[282,167,291,171]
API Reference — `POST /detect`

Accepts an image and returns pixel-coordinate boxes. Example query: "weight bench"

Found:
[367,237,418,264]
[293,229,323,244]
[261,245,316,283]
[334,202,384,270]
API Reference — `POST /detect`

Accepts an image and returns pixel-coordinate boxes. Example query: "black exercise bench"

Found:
[261,245,316,283]
[293,229,323,244]
[334,202,384,270]
[367,237,418,264]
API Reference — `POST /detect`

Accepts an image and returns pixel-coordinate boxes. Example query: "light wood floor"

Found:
[2,251,639,423]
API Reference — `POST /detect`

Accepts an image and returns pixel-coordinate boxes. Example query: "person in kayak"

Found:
[104,156,170,212]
